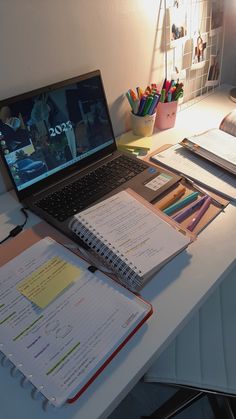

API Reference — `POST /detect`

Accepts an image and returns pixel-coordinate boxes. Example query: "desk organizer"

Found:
[155,101,178,130]
[130,112,156,137]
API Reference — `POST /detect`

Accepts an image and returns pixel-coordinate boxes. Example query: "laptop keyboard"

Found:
[36,155,147,222]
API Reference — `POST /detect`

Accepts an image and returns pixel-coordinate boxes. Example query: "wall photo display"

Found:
[206,54,220,86]
[191,33,208,70]
[162,0,225,107]
[169,1,187,47]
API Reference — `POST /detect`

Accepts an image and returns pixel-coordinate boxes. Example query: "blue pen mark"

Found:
[148,167,157,173]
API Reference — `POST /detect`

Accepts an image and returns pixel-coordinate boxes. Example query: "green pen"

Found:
[142,95,154,116]
[160,88,166,103]
[175,90,184,101]
[126,91,134,111]
[163,191,199,216]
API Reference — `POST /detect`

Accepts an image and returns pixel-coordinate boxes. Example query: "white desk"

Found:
[0,85,236,419]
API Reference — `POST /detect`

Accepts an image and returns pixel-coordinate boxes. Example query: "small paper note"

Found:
[17,257,81,309]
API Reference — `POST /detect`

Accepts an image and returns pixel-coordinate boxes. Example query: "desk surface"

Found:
[0,85,236,419]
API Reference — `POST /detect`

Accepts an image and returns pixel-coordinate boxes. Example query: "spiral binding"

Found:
[21,374,33,388]
[0,346,55,409]
[69,217,143,291]
[11,362,23,377]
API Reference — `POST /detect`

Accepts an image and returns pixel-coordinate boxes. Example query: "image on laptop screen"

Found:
[0,74,115,192]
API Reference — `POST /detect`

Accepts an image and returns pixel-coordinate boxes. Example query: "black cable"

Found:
[0,207,29,245]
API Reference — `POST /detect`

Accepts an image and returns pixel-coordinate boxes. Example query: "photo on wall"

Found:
[169,1,187,47]
[206,54,220,87]
[210,0,224,36]
[191,33,208,70]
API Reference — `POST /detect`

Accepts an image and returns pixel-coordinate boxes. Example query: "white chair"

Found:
[143,263,236,418]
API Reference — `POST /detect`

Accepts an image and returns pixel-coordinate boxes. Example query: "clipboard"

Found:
[144,145,229,235]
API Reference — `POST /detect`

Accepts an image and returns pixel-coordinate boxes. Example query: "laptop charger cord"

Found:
[0,207,29,245]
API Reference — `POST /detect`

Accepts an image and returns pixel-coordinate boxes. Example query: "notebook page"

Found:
[151,145,236,200]
[75,190,189,277]
[0,238,149,407]
[186,128,236,166]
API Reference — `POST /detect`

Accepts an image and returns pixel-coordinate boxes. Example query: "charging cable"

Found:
[0,207,29,244]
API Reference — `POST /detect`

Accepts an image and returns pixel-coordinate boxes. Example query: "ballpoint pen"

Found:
[173,195,208,223]
[163,191,199,216]
[187,196,212,231]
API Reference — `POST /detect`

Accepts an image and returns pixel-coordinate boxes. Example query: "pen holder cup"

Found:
[130,112,156,137]
[155,101,178,130]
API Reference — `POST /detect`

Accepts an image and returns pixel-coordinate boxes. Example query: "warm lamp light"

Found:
[229,87,236,103]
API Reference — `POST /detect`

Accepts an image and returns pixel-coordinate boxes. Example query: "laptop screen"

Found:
[0,71,115,195]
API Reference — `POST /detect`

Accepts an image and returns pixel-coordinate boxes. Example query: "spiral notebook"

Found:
[0,233,152,408]
[69,189,193,292]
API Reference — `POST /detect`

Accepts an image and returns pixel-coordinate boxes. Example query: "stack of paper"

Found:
[150,144,236,200]
[181,129,236,175]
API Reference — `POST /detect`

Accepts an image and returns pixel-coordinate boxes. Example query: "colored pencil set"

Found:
[126,79,184,117]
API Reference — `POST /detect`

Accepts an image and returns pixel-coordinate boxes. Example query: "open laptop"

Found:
[0,70,180,242]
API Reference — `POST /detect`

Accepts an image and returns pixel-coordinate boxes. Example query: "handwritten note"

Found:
[1,237,150,407]
[17,257,81,308]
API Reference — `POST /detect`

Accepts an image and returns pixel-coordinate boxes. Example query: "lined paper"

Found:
[0,238,150,407]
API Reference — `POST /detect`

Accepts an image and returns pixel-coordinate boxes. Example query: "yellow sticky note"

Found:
[17,257,81,309]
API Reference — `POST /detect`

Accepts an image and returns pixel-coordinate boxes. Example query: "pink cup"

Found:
[155,101,178,130]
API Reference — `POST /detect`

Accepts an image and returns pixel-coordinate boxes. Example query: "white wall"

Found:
[0,0,161,194]
[0,0,235,195]
[0,0,160,134]
[221,0,236,86]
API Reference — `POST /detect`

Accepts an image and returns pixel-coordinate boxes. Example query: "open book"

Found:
[150,144,236,200]
[0,236,152,408]
[180,109,236,175]
[69,189,193,292]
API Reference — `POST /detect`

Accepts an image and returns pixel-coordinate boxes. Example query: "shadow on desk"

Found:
[143,249,192,301]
